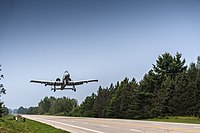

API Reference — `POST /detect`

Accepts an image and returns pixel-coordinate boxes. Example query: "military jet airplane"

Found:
[30,71,98,92]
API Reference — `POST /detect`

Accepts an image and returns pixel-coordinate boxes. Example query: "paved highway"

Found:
[23,115,200,133]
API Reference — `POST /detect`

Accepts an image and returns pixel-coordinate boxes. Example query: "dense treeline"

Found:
[18,53,200,119]
[17,96,78,115]
[69,52,200,119]
[68,78,138,118]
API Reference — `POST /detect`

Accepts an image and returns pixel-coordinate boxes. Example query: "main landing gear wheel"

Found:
[72,85,76,92]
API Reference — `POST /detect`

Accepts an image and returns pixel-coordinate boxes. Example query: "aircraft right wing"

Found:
[30,80,63,86]
[68,79,98,86]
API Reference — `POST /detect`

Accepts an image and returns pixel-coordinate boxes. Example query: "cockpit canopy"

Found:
[64,70,70,77]
[64,70,69,74]
[63,70,71,81]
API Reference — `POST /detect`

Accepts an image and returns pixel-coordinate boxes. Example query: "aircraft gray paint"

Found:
[30,71,98,92]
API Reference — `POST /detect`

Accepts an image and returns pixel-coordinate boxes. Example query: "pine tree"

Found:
[197,56,200,68]
[106,81,123,118]
[139,52,187,118]
[0,65,6,117]
[94,86,110,117]
[0,102,4,117]
[80,93,96,117]
[0,65,6,97]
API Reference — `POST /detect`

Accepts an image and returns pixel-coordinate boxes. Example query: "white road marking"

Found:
[153,123,162,125]
[101,125,109,127]
[46,120,103,133]
[130,129,143,132]
[42,119,104,133]
[23,115,200,133]
[101,118,200,126]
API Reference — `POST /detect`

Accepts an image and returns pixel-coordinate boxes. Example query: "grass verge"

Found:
[0,115,69,133]
[147,116,200,124]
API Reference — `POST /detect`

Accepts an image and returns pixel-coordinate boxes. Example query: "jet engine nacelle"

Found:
[56,78,61,81]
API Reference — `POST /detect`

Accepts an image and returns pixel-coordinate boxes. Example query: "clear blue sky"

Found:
[0,0,199,109]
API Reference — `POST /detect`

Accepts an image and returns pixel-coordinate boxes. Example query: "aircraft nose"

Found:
[64,70,69,74]
[64,71,70,77]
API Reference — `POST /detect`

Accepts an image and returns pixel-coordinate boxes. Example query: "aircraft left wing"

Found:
[68,79,98,85]
[30,80,63,86]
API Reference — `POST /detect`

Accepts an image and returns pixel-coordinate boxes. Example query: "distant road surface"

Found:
[23,115,200,133]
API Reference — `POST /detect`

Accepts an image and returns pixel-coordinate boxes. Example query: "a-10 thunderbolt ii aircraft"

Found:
[30,70,98,92]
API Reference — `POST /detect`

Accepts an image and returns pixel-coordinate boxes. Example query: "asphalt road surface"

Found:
[23,115,200,133]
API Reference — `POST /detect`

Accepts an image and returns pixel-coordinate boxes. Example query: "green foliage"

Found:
[18,96,77,116]
[0,65,6,117]
[137,52,187,118]
[17,106,38,115]
[94,86,110,117]
[148,116,200,124]
[0,115,69,133]
[153,52,187,80]
[27,107,38,114]
[17,106,28,114]
[80,93,96,117]
[197,56,200,68]
[69,52,200,120]
[49,97,77,115]
[133,90,154,119]
[67,106,82,117]
[38,96,51,114]
[170,62,200,117]
[3,106,9,115]
[0,65,6,96]
[0,102,4,117]
[106,78,138,119]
